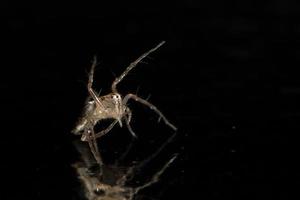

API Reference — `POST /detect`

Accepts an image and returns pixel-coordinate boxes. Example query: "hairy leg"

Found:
[112,41,165,93]
[123,94,177,131]
[125,109,137,138]
[84,128,103,166]
[87,56,104,109]
[93,120,119,139]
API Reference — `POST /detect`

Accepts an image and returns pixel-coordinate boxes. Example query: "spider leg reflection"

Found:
[73,131,178,200]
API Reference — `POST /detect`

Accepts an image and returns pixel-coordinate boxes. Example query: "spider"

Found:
[72,41,177,165]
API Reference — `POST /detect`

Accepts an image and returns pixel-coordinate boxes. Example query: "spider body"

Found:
[73,93,127,135]
[73,41,177,165]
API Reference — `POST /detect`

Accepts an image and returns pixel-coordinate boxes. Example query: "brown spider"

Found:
[72,41,177,165]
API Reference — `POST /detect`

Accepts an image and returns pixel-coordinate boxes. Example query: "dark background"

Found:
[1,1,300,200]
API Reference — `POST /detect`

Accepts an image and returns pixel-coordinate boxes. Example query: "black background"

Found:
[1,1,300,200]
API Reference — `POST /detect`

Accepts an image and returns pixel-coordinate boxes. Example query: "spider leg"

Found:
[111,41,165,93]
[82,119,122,141]
[92,120,119,140]
[125,108,137,138]
[114,110,136,165]
[80,120,119,167]
[87,56,105,109]
[123,94,177,131]
[83,128,103,166]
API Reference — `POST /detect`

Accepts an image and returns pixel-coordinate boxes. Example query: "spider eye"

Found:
[94,188,105,196]
[112,94,121,100]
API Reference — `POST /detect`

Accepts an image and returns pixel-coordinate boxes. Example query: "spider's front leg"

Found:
[87,57,105,109]
[82,127,103,166]
[95,120,118,139]
[111,41,165,93]
[123,94,177,131]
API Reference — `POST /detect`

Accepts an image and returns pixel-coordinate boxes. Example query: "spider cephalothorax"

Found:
[73,41,177,165]
[73,93,127,134]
